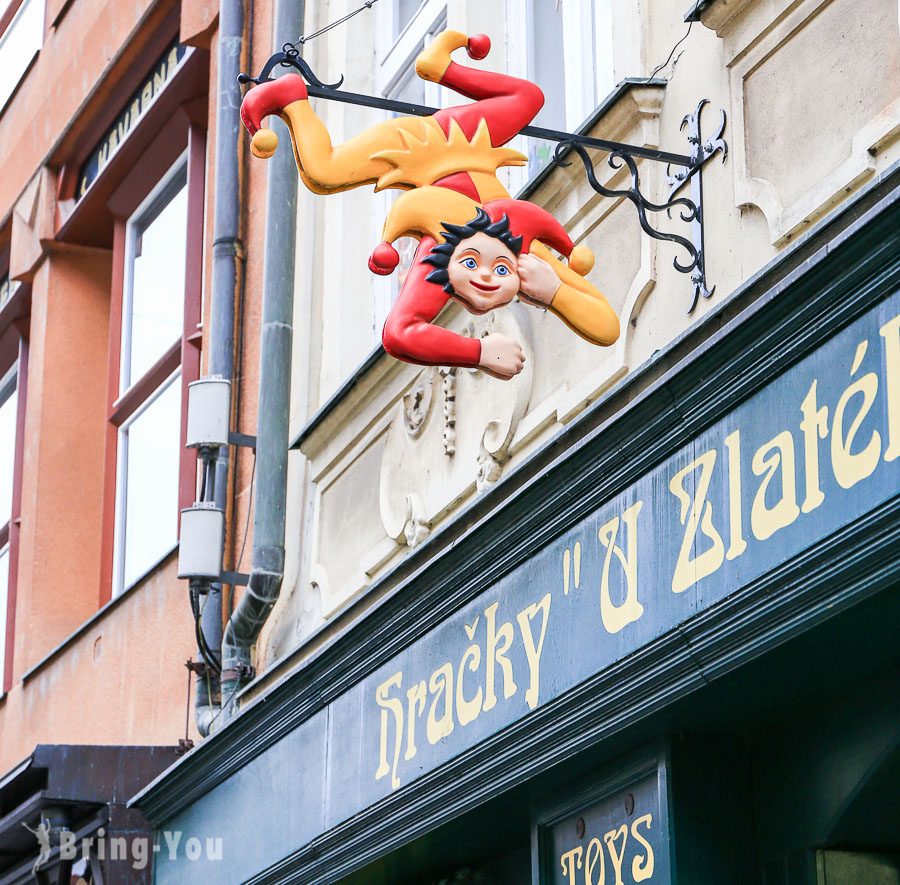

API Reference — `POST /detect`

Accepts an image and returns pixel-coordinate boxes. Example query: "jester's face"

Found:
[446,232,521,315]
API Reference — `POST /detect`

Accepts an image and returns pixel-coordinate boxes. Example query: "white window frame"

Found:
[0,361,19,682]
[111,151,190,596]
[505,0,615,189]
[0,0,44,114]
[119,151,189,394]
[372,0,448,337]
[111,368,182,595]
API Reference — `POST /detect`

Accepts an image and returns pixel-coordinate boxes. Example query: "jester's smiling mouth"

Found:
[469,281,500,292]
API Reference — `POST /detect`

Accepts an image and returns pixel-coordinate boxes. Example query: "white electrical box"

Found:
[186,377,231,448]
[178,505,225,580]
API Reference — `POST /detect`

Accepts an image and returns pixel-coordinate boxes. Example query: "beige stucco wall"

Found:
[251,0,900,693]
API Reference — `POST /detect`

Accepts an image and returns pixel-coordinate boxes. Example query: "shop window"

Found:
[0,0,44,113]
[110,157,189,596]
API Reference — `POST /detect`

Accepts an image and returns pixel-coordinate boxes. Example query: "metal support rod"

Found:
[304,84,694,167]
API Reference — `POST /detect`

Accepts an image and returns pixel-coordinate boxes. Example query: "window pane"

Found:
[525,0,566,178]
[0,546,7,682]
[0,0,42,113]
[124,173,187,388]
[0,369,18,526]
[390,66,426,107]
[118,375,181,590]
[396,0,422,37]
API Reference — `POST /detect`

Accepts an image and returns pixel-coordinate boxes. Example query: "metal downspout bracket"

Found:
[239,53,729,314]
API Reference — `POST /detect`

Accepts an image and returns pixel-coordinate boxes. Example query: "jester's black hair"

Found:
[422,209,523,294]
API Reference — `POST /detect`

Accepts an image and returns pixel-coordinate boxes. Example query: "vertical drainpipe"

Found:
[195,0,246,737]
[218,0,303,721]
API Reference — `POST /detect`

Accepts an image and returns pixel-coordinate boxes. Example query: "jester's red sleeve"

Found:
[382,238,482,368]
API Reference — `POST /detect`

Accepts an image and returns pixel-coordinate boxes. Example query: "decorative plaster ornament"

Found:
[240,30,621,380]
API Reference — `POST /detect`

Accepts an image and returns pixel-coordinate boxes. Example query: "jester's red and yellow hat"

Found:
[368,187,594,278]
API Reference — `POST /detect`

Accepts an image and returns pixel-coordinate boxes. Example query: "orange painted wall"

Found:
[0,556,197,770]
[0,0,175,222]
[0,0,276,776]
[12,248,111,673]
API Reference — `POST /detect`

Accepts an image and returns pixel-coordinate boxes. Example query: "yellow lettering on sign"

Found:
[880,314,900,461]
[141,81,153,108]
[375,673,404,789]
[799,380,828,513]
[585,836,605,885]
[516,593,551,710]
[426,663,454,744]
[456,634,483,727]
[723,430,748,560]
[831,340,882,488]
[562,541,583,597]
[751,430,800,541]
[560,846,584,885]
[483,602,517,711]
[670,450,725,593]
[604,825,628,885]
[631,814,655,881]
[404,680,426,761]
[598,501,644,634]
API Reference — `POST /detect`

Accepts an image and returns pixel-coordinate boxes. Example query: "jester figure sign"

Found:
[240,30,620,379]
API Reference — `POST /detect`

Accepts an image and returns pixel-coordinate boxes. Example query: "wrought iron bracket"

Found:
[240,53,728,313]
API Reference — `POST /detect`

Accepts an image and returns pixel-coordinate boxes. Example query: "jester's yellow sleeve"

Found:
[531,242,620,347]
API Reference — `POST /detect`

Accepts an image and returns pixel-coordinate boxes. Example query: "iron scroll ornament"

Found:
[239,48,729,315]
[556,143,700,272]
[557,98,728,313]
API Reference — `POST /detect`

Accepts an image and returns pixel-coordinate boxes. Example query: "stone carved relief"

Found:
[439,366,457,457]
[403,367,435,437]
[723,0,900,244]
[380,306,533,545]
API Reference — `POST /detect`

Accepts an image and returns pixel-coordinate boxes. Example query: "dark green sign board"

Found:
[153,290,900,884]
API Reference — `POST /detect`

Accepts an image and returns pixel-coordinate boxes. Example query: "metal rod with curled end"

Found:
[238,51,343,89]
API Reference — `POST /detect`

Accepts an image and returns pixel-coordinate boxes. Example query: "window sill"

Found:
[20,543,178,685]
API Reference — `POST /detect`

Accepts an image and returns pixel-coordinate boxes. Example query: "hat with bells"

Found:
[368,188,594,277]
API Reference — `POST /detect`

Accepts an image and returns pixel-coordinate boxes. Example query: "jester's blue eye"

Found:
[495,265,510,276]
[461,257,478,270]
